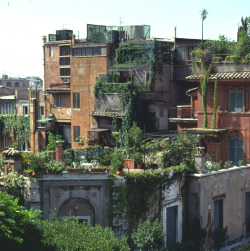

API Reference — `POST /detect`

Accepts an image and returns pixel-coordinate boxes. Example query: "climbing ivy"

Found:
[211,80,218,129]
[94,41,172,140]
[0,115,30,145]
[191,49,212,128]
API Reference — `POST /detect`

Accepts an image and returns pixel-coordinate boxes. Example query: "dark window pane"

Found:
[214,199,223,230]
[73,93,80,109]
[73,126,80,142]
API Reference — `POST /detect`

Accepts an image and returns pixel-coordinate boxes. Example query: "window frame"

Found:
[229,91,244,113]
[73,126,80,142]
[49,46,53,57]
[39,106,44,117]
[214,199,223,231]
[56,95,62,108]
[3,136,8,149]
[23,106,28,116]
[73,93,80,109]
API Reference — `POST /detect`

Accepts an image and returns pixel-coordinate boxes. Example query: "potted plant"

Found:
[132,152,143,169]
[110,158,124,176]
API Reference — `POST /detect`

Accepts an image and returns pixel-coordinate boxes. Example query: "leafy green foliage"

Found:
[0,152,4,172]
[205,35,236,57]
[233,242,250,251]
[0,191,44,251]
[108,169,179,235]
[2,172,27,205]
[235,30,250,59]
[237,16,250,41]
[125,122,143,148]
[212,227,229,249]
[211,80,218,129]
[132,217,164,250]
[40,214,129,251]
[0,115,30,145]
[46,131,64,150]
[21,150,67,177]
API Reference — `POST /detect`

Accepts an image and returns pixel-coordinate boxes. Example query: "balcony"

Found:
[169,105,197,125]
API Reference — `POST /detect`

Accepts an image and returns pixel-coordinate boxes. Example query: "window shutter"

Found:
[230,92,236,112]
[237,92,243,112]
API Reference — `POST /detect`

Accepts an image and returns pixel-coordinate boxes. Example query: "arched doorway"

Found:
[58,197,95,225]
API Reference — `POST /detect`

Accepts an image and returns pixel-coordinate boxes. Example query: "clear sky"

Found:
[0,0,249,79]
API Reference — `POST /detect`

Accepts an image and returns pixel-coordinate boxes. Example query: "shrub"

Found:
[2,172,27,205]
[0,153,4,173]
[0,191,44,251]
[40,214,129,251]
[233,242,250,251]
[132,217,164,250]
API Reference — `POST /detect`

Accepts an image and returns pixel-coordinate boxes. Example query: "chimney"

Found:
[72,34,75,45]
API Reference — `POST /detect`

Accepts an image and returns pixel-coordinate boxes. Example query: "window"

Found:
[3,136,8,149]
[228,137,244,166]
[72,47,105,57]
[15,82,19,87]
[60,57,70,65]
[7,82,11,87]
[20,140,29,151]
[73,126,80,142]
[60,46,70,56]
[230,92,243,113]
[23,106,28,115]
[0,102,14,114]
[73,93,80,109]
[56,95,62,108]
[49,47,53,57]
[40,106,44,117]
[60,68,70,76]
[214,199,223,230]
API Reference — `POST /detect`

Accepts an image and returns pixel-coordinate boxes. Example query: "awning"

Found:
[88,129,109,133]
[36,118,54,123]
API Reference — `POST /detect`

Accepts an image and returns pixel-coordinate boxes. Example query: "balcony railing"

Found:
[169,105,196,119]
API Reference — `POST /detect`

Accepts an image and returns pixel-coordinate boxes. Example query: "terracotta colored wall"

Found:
[70,55,109,149]
[44,43,64,89]
[46,93,71,122]
[197,80,250,162]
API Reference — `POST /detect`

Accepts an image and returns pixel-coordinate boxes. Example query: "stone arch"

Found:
[58,197,95,225]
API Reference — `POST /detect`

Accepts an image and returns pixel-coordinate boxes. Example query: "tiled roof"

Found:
[186,72,250,80]
[90,110,124,117]
[45,88,71,93]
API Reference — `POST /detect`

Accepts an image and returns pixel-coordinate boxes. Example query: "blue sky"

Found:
[0,0,249,78]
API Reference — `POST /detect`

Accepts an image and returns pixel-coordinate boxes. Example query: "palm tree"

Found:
[201,9,208,49]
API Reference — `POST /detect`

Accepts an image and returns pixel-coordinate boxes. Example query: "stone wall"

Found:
[187,166,250,249]
[30,172,110,227]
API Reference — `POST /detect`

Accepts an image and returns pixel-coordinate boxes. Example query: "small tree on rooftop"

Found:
[201,9,208,50]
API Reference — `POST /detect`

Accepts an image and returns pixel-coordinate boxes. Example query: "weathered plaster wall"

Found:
[30,173,110,227]
[187,166,250,248]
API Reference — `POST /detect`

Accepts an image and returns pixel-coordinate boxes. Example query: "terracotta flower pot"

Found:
[116,170,124,176]
[123,159,135,169]
[136,163,142,169]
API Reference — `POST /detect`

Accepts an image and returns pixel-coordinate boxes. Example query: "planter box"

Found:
[123,159,135,169]
[68,168,83,173]
[90,168,106,172]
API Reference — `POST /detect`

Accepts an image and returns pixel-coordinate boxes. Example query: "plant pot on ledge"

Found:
[90,168,106,173]
[116,170,124,176]
[68,168,83,173]
[123,159,135,169]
